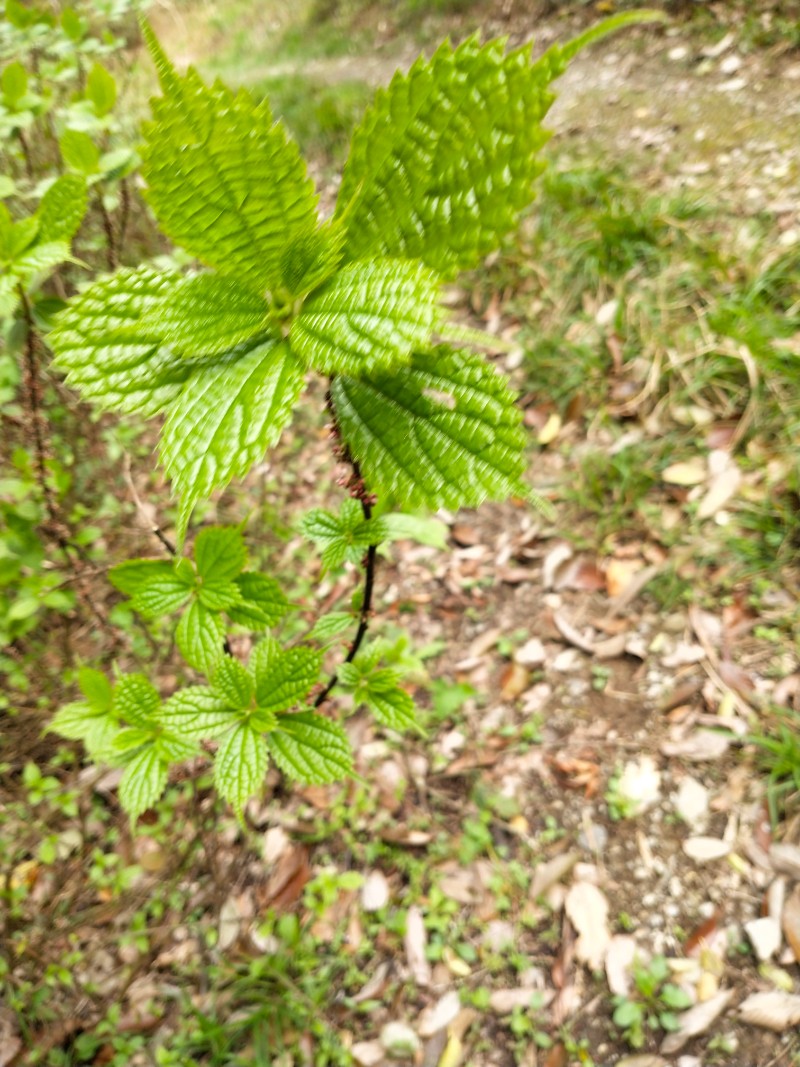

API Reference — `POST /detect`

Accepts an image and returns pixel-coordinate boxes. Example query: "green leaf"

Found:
[48,700,118,759]
[77,667,112,711]
[381,512,448,549]
[335,36,558,275]
[175,600,226,675]
[130,574,194,618]
[12,241,73,285]
[290,257,441,376]
[301,498,384,570]
[86,63,116,117]
[0,210,37,263]
[250,637,321,714]
[156,732,198,762]
[268,711,353,784]
[612,1000,642,1029]
[308,611,354,643]
[37,174,88,245]
[60,7,85,41]
[2,62,27,108]
[118,745,168,821]
[198,580,241,612]
[48,267,203,417]
[278,220,343,298]
[227,572,289,629]
[330,347,527,510]
[212,655,254,710]
[214,721,268,816]
[108,558,177,596]
[159,340,304,535]
[363,675,418,732]
[60,129,100,175]
[660,984,693,1011]
[140,47,318,291]
[158,685,233,739]
[194,525,247,583]
[139,273,273,358]
[114,674,160,726]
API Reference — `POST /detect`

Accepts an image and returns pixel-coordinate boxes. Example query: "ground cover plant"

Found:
[3,1,800,1064]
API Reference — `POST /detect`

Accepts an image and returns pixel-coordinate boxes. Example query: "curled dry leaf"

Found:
[769,842,800,879]
[738,991,800,1031]
[417,990,462,1037]
[605,935,638,997]
[564,881,610,971]
[405,905,431,987]
[659,989,735,1054]
[781,883,800,962]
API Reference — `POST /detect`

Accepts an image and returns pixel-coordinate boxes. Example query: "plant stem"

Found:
[96,189,117,271]
[314,388,379,707]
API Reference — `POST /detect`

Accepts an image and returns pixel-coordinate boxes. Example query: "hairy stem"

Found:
[314,388,379,707]
[96,189,117,271]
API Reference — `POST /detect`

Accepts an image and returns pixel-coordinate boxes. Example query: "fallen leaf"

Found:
[781,884,800,962]
[612,757,662,817]
[744,917,782,961]
[543,543,573,590]
[605,558,643,598]
[682,837,732,863]
[351,1040,384,1067]
[361,870,390,912]
[514,638,546,667]
[538,411,562,445]
[662,459,707,486]
[660,990,735,1053]
[605,935,638,997]
[565,881,610,970]
[684,910,721,957]
[738,991,800,1031]
[553,610,596,654]
[417,991,461,1037]
[500,661,530,700]
[257,843,311,912]
[697,464,741,519]
[530,852,579,899]
[769,842,800,879]
[405,905,431,987]
[489,988,552,1014]
[661,730,731,761]
[614,1058,669,1067]
[351,962,391,1004]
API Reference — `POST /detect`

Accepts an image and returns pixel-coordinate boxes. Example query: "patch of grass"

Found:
[749,705,800,826]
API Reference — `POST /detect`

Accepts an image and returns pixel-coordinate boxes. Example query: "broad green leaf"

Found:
[198,580,241,612]
[108,558,177,596]
[115,725,156,755]
[176,600,226,675]
[86,63,116,117]
[268,711,353,784]
[159,340,304,535]
[155,732,198,762]
[330,348,527,510]
[290,257,441,376]
[131,574,193,618]
[228,572,289,629]
[48,700,118,759]
[363,675,418,732]
[139,273,273,359]
[114,673,160,726]
[382,512,448,550]
[158,685,233,739]
[250,639,321,714]
[212,655,254,710]
[37,174,88,245]
[60,129,100,175]
[60,7,85,40]
[141,42,318,292]
[77,666,112,711]
[118,745,168,821]
[214,721,268,815]
[194,525,247,583]
[0,274,18,318]
[1,62,27,108]
[335,36,556,275]
[308,611,354,643]
[48,267,203,416]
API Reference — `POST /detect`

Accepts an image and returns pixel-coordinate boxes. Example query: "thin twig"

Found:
[117,178,131,259]
[122,452,176,555]
[313,386,380,707]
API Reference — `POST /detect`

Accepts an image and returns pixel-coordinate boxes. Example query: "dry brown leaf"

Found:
[781,883,800,962]
[770,842,800,879]
[662,459,707,486]
[500,661,530,700]
[661,730,731,761]
[682,837,732,863]
[549,755,601,797]
[543,543,573,589]
[552,610,596,655]
[605,935,638,997]
[660,989,735,1053]
[417,990,461,1037]
[697,463,741,519]
[530,852,579,900]
[605,558,643,598]
[405,905,431,987]
[564,881,610,970]
[738,991,800,1031]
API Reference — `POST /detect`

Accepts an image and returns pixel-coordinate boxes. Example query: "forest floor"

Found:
[4,1,800,1066]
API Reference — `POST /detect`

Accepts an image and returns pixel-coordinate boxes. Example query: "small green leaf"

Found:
[290,257,441,376]
[212,656,254,710]
[612,1000,643,1029]
[12,241,73,285]
[330,348,527,511]
[139,272,273,358]
[160,340,304,536]
[2,62,27,108]
[228,573,289,629]
[60,7,85,41]
[364,678,418,732]
[194,526,247,583]
[60,129,100,175]
[108,558,177,596]
[214,721,268,816]
[37,174,88,245]
[660,984,693,1011]
[250,639,321,714]
[158,685,233,739]
[77,667,112,711]
[131,574,194,618]
[301,498,384,570]
[268,711,353,784]
[114,674,160,726]
[278,220,343,298]
[382,512,448,550]
[175,600,226,675]
[118,745,168,821]
[86,63,116,117]
[308,612,354,643]
[48,700,118,759]
[155,732,198,762]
